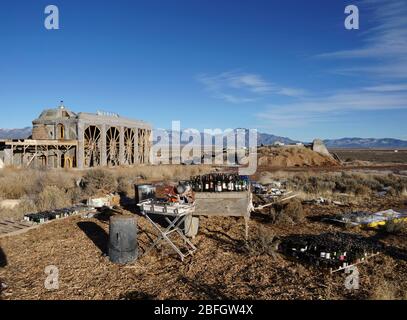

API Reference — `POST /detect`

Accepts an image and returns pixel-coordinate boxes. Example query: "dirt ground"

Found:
[258,146,339,168]
[332,149,407,164]
[1,193,406,300]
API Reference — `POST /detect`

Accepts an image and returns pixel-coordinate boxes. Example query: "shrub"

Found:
[0,170,36,199]
[354,185,371,196]
[385,220,407,235]
[67,187,84,204]
[35,186,71,212]
[371,281,398,300]
[245,226,279,257]
[83,169,118,196]
[284,199,305,223]
[273,199,305,226]
[274,211,295,226]
[117,176,135,197]
[0,197,37,220]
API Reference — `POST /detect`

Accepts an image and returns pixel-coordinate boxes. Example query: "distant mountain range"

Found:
[153,129,300,146]
[257,132,300,146]
[323,138,407,149]
[1,127,406,149]
[0,127,32,139]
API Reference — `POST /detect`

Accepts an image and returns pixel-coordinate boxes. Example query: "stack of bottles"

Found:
[190,173,250,192]
[280,233,382,269]
[24,205,90,224]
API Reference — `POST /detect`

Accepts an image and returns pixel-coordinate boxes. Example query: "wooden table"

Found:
[193,191,253,239]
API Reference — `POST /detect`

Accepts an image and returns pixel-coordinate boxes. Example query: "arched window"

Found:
[57,124,65,139]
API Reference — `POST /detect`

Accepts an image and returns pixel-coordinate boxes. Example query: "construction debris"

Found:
[86,194,120,209]
[326,209,407,229]
[377,186,392,197]
[252,181,298,210]
[302,197,347,206]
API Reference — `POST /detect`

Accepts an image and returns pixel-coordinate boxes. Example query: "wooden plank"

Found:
[0,224,42,238]
[194,191,251,218]
[0,219,35,237]
[5,139,78,146]
[0,221,26,232]
[330,253,381,274]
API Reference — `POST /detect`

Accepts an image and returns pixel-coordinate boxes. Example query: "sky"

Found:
[0,0,406,141]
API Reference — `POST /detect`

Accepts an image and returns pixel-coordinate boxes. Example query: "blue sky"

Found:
[0,0,406,141]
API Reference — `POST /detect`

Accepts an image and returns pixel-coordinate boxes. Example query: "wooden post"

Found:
[101,124,107,166]
[119,126,125,165]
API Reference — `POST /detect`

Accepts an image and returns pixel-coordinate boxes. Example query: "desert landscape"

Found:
[1,0,407,308]
[1,146,406,300]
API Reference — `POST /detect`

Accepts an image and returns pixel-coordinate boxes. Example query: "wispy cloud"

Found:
[257,86,407,127]
[197,71,305,103]
[364,83,407,92]
[318,0,407,79]
[257,0,407,129]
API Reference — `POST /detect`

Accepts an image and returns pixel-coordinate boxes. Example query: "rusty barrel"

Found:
[109,215,138,264]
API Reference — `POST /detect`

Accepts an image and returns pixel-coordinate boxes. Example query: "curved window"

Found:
[57,124,65,139]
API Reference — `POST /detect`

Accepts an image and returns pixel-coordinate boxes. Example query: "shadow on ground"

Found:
[178,276,232,300]
[204,229,246,254]
[0,247,6,268]
[118,291,157,300]
[77,221,109,255]
[0,246,7,296]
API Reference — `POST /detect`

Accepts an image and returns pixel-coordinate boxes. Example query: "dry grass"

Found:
[244,226,280,257]
[332,148,407,164]
[112,165,213,197]
[0,197,37,220]
[82,169,118,197]
[0,168,78,199]
[385,220,407,235]
[370,281,401,300]
[35,186,72,212]
[257,171,407,202]
[0,165,214,219]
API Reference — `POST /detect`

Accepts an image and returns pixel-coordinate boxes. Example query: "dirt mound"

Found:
[258,146,340,167]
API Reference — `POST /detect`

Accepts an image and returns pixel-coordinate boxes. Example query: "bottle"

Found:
[222,174,227,191]
[237,177,242,191]
[216,176,222,192]
[204,175,209,191]
[198,176,203,191]
[243,177,248,191]
[229,175,233,191]
[209,175,214,192]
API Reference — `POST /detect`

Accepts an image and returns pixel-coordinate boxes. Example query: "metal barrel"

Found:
[109,215,138,264]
